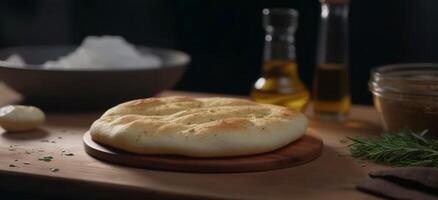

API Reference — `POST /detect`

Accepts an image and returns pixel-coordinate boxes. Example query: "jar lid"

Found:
[369,63,438,97]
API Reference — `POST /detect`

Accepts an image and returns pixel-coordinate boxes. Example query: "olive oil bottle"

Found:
[251,8,309,111]
[314,0,351,120]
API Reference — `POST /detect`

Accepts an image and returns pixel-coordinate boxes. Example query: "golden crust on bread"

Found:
[90,96,308,157]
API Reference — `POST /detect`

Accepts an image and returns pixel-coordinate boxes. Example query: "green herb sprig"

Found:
[348,129,438,168]
[38,156,53,162]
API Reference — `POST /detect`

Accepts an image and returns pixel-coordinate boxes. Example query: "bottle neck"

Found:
[317,3,349,65]
[263,28,296,62]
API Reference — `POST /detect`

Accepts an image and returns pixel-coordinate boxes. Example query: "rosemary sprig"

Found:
[348,129,438,168]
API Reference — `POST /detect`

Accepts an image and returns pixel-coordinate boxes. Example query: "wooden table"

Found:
[0,85,386,199]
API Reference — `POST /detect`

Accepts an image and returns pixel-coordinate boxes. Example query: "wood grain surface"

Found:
[83,131,322,173]
[0,88,387,200]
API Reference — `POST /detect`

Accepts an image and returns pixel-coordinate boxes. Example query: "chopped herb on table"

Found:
[38,156,54,162]
[348,129,438,168]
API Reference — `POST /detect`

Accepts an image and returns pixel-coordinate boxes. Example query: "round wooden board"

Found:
[83,131,323,173]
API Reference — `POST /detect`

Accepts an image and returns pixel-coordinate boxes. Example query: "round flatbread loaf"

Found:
[90,96,308,157]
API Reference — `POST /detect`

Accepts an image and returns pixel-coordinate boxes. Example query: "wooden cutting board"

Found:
[0,90,385,199]
[83,131,323,173]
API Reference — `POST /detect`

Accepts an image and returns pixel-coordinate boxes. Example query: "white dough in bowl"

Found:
[42,35,162,70]
[4,54,26,66]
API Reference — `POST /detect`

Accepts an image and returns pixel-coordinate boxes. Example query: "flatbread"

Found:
[90,96,308,157]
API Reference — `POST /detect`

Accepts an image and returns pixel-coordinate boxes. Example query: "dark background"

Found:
[1,0,437,105]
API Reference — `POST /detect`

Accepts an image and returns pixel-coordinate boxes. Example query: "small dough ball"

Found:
[0,105,45,132]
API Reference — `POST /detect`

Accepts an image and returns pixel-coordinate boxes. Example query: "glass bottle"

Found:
[313,0,350,121]
[251,8,310,111]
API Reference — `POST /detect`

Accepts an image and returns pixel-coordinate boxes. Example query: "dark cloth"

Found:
[357,167,438,200]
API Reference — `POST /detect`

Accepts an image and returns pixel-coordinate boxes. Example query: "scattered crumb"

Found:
[14,159,18,162]
[64,153,74,156]
[23,162,31,165]
[25,150,32,154]
[51,141,56,143]
[58,137,63,139]
[49,168,59,172]
[9,164,16,167]
[61,150,66,153]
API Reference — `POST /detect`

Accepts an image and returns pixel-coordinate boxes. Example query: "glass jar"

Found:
[369,63,438,136]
